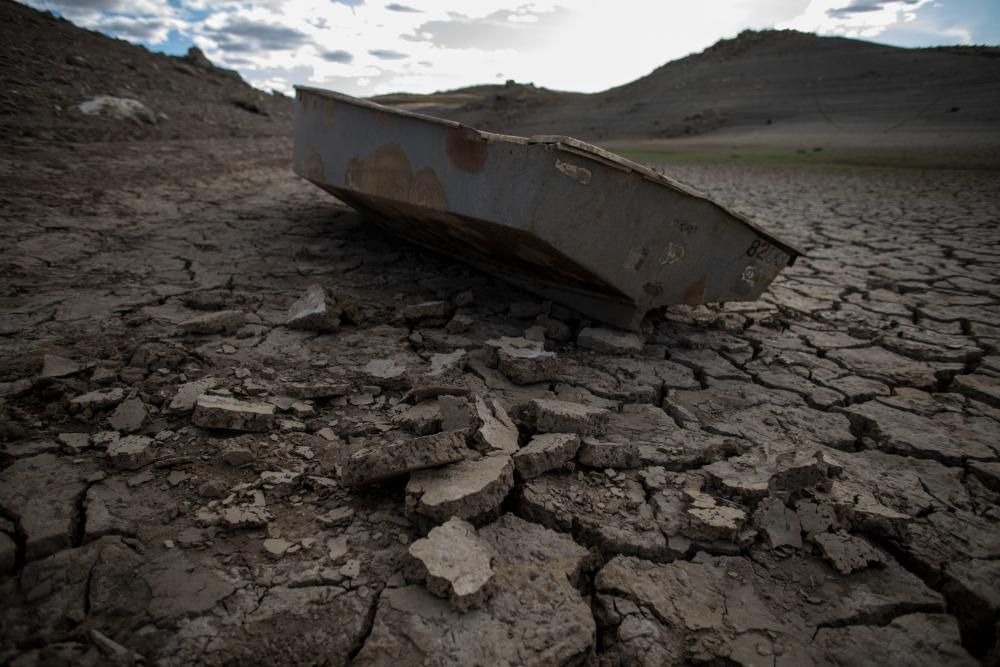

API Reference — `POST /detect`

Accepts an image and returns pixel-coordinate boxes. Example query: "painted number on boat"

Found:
[746,239,788,267]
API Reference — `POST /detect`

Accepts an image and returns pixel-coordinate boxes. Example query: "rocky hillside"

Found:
[386,30,1000,141]
[0,0,293,145]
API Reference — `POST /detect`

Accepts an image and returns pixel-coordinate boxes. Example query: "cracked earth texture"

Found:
[1,133,999,666]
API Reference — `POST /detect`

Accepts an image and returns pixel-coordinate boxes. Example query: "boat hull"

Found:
[293,86,800,330]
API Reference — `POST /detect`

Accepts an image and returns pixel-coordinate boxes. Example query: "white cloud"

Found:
[777,0,935,37]
[25,0,176,23]
[22,0,971,96]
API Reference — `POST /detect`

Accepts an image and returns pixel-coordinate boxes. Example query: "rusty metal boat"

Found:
[292,86,800,330]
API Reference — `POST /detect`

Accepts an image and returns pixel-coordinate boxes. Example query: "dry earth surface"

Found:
[2,2,1000,666]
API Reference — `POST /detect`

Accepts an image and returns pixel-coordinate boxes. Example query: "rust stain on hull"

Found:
[322,99,336,126]
[345,144,447,210]
[445,126,488,173]
[684,276,707,305]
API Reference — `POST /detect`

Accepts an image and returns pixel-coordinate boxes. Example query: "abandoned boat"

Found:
[292,86,801,330]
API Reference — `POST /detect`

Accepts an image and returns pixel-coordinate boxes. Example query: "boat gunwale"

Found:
[294,85,805,260]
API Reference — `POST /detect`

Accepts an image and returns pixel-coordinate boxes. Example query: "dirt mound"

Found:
[0,0,293,145]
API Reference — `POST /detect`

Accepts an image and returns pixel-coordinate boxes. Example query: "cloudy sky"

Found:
[22,0,1000,96]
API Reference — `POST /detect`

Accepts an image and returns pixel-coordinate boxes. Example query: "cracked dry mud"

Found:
[2,136,999,666]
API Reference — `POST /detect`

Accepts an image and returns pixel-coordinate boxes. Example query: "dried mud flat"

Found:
[2,127,1000,667]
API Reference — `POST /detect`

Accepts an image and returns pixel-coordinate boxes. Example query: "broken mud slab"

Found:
[406,517,495,611]
[518,470,673,560]
[406,453,514,526]
[0,453,96,561]
[594,548,954,666]
[341,431,468,487]
[354,515,595,666]
[511,398,610,436]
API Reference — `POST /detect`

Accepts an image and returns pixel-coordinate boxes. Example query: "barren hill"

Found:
[3,0,996,151]
[0,0,293,145]
[383,30,1000,144]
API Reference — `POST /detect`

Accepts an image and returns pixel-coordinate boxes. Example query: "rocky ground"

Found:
[2,3,1000,665]
[2,130,999,665]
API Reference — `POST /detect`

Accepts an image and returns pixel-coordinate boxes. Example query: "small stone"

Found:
[57,432,91,453]
[287,284,341,332]
[684,490,748,543]
[340,558,361,579]
[513,433,581,480]
[260,470,301,497]
[768,450,839,494]
[221,447,255,467]
[812,531,886,574]
[192,394,275,432]
[537,314,572,342]
[795,500,839,535]
[290,401,315,418]
[406,453,514,524]
[178,310,245,335]
[198,480,226,497]
[166,471,190,487]
[754,497,803,549]
[454,290,475,307]
[88,367,116,383]
[488,337,560,385]
[108,396,147,433]
[471,397,519,454]
[316,427,341,442]
[127,470,155,487]
[512,398,610,436]
[445,314,473,334]
[318,506,355,527]
[91,431,119,449]
[340,432,468,487]
[106,435,155,470]
[70,387,125,410]
[408,517,495,610]
[350,393,375,406]
[394,401,442,435]
[328,536,349,562]
[577,327,644,354]
[40,354,83,379]
[168,377,218,413]
[278,418,306,431]
[424,350,467,381]
[364,358,409,390]
[220,506,273,530]
[79,95,157,124]
[263,537,294,559]
[524,325,546,342]
[577,439,641,469]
